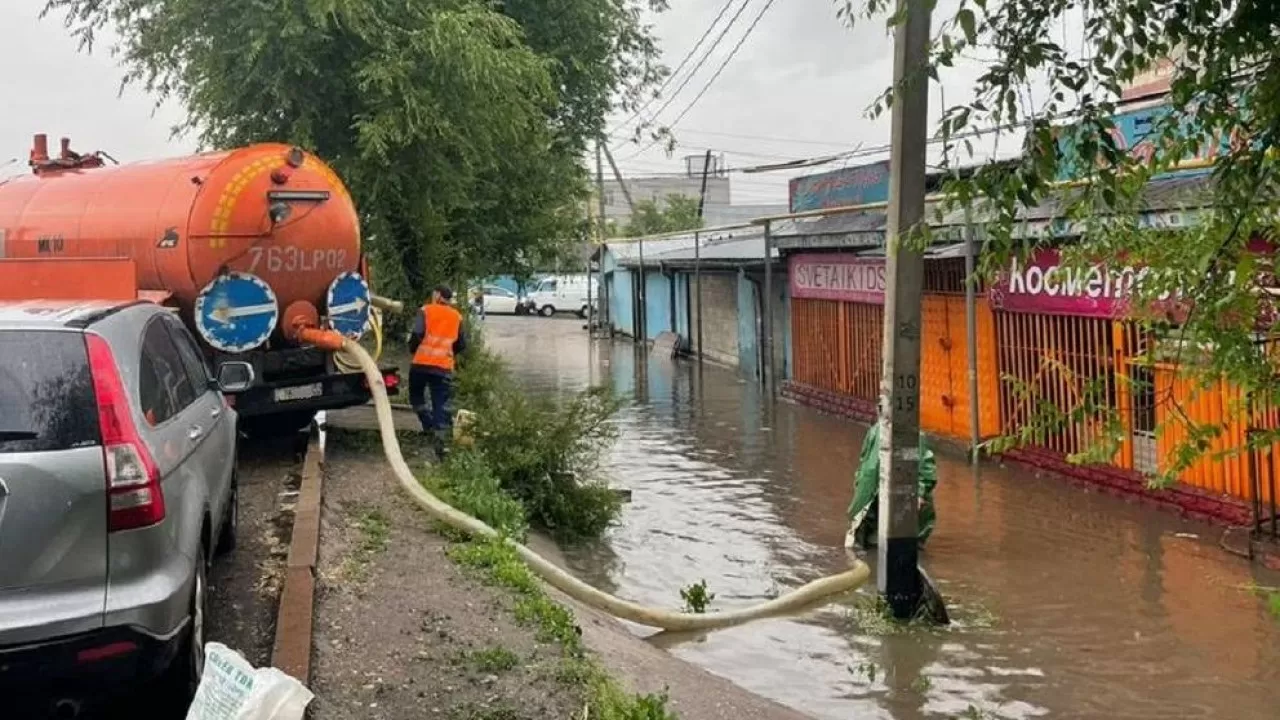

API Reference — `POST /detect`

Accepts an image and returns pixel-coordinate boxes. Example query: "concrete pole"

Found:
[602,144,644,344]
[694,230,704,363]
[763,220,775,395]
[596,142,612,334]
[877,0,932,619]
[591,142,606,339]
[696,150,713,220]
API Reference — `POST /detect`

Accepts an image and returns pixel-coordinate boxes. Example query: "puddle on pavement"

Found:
[484,317,1280,720]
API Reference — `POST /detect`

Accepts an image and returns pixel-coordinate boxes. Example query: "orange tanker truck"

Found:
[0,135,401,434]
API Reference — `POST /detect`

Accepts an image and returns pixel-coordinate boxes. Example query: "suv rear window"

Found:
[0,331,99,453]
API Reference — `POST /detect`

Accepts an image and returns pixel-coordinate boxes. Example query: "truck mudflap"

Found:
[230,367,400,417]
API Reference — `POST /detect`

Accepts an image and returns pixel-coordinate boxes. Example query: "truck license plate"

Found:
[273,382,323,403]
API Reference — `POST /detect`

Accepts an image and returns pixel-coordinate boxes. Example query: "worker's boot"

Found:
[431,429,450,462]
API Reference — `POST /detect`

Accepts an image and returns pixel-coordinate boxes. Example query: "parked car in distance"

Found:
[471,284,521,315]
[0,299,252,716]
[524,275,598,318]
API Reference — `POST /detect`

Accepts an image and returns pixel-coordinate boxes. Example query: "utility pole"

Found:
[877,0,932,619]
[763,220,774,395]
[696,150,713,220]
[695,150,713,363]
[602,144,644,344]
[592,141,607,338]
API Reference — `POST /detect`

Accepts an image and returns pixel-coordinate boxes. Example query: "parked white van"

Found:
[524,274,598,318]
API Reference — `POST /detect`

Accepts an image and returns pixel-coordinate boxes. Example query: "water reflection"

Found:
[486,317,1280,720]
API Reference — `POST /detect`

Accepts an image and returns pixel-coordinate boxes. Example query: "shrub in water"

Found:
[451,337,623,542]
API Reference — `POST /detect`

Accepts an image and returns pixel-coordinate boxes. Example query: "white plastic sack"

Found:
[185,643,314,720]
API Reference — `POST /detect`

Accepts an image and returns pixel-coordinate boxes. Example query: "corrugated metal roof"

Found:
[606,224,765,265]
[608,235,697,261]
[629,229,776,265]
[853,241,972,259]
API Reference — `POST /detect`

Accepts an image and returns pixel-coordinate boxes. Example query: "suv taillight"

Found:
[86,334,165,532]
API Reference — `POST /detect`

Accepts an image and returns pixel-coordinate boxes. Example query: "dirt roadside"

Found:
[309,438,813,720]
[310,441,585,720]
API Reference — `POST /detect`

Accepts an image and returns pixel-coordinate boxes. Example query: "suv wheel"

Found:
[163,546,208,707]
[216,474,238,556]
[538,305,556,317]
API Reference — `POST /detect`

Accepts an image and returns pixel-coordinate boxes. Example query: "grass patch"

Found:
[335,507,391,581]
[466,646,520,673]
[423,451,529,542]
[449,536,676,720]
[356,508,391,554]
[841,593,943,635]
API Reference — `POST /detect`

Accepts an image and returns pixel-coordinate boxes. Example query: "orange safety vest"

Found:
[413,302,463,371]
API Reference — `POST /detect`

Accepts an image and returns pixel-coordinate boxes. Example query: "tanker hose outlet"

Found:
[370,295,404,314]
[268,201,291,225]
[343,338,872,631]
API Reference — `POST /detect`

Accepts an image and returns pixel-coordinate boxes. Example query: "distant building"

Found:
[702,203,787,226]
[601,154,731,225]
[596,154,786,229]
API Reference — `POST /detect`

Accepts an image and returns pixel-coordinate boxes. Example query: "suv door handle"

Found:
[211,406,222,419]
[188,425,204,440]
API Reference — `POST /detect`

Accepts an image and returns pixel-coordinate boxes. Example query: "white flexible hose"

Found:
[341,338,871,631]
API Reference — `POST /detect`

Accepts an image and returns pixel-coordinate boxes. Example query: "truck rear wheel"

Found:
[241,410,316,438]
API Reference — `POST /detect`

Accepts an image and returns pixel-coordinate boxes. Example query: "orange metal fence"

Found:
[994,311,1135,458]
[790,298,883,402]
[791,294,1000,439]
[994,310,1278,510]
[920,295,1001,438]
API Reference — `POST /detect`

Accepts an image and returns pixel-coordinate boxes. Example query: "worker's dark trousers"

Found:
[408,365,452,432]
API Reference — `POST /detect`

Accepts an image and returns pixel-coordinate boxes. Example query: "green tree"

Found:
[836,0,1280,482]
[44,0,664,314]
[621,193,704,236]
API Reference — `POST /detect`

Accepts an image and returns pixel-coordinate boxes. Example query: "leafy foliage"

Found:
[44,0,664,310]
[619,194,705,237]
[679,580,715,614]
[451,330,623,541]
[836,0,1280,483]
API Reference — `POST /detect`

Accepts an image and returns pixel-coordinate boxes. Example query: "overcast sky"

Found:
[0,0,1021,205]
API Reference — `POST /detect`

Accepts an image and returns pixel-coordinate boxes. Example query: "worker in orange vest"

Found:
[408,285,467,459]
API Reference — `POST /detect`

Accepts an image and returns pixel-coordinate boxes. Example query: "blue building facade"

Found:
[598,228,788,384]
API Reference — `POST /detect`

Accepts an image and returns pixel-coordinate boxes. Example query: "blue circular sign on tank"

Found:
[326,271,371,340]
[194,271,280,353]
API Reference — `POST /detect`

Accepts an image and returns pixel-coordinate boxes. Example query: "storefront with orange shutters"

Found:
[780,247,1001,444]
[986,244,1275,526]
[771,156,1276,530]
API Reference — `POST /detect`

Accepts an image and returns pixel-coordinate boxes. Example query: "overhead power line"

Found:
[612,0,755,150]
[622,0,779,161]
[671,127,859,148]
[611,117,1029,179]
[663,0,778,131]
[606,0,738,137]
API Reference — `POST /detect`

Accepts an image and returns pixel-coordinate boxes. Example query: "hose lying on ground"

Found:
[340,338,871,631]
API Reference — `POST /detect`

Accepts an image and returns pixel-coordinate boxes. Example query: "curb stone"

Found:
[271,433,323,683]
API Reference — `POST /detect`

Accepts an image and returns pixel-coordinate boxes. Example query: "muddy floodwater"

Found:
[484,316,1280,720]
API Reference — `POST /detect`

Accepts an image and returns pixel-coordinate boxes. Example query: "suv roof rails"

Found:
[65,300,149,330]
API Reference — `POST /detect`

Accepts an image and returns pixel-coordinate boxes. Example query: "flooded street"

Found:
[485,316,1280,720]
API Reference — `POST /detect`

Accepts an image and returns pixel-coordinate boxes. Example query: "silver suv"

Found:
[0,300,251,716]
